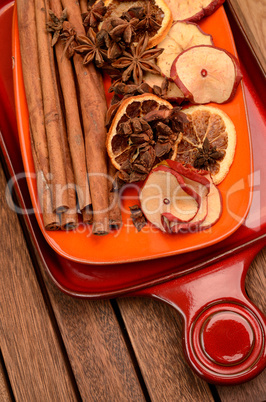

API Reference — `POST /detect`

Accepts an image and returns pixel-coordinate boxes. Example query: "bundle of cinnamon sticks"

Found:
[16,0,122,234]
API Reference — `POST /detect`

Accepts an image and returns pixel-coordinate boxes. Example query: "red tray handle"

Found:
[132,241,266,385]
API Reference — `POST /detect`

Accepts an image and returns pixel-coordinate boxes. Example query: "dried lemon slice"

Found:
[102,0,173,48]
[178,105,236,184]
[107,94,176,170]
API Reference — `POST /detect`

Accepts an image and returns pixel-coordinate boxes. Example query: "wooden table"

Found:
[0,1,265,401]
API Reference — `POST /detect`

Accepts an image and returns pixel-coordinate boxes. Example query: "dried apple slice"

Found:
[139,161,222,233]
[172,174,209,228]
[163,0,225,22]
[170,45,242,104]
[157,22,213,78]
[163,161,210,232]
[167,167,222,232]
[140,166,200,231]
[170,180,222,232]
[199,177,222,230]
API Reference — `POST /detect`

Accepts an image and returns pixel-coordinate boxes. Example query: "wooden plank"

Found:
[0,164,79,401]
[19,185,145,399]
[216,248,266,402]
[246,248,266,313]
[118,297,214,401]
[0,162,145,401]
[228,0,266,73]
[0,357,12,402]
[39,273,146,402]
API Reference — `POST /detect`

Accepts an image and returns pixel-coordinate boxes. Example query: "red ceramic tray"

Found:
[12,3,253,264]
[0,0,265,385]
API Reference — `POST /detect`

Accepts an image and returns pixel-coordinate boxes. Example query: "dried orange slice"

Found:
[107,94,176,170]
[102,0,173,48]
[177,105,236,184]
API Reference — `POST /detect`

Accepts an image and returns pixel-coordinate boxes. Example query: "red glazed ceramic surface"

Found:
[135,245,266,385]
[12,5,253,264]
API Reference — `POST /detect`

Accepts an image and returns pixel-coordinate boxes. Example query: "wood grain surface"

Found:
[0,165,79,401]
[0,161,146,401]
[37,274,146,401]
[117,297,214,402]
[0,357,12,402]
[228,0,266,73]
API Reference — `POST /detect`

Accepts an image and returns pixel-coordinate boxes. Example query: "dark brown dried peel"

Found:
[129,205,147,231]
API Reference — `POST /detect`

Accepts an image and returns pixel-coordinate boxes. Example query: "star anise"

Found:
[105,97,123,129]
[152,77,169,99]
[105,82,154,129]
[144,107,188,132]
[154,122,180,158]
[111,32,163,85]
[130,145,156,181]
[102,65,124,91]
[117,117,156,183]
[106,36,125,60]
[167,107,189,132]
[122,7,145,22]
[75,28,107,67]
[82,0,107,29]
[109,17,139,44]
[97,26,125,60]
[194,138,224,169]
[119,146,155,183]
[136,1,161,32]
[60,21,77,58]
[46,8,67,46]
[129,205,147,231]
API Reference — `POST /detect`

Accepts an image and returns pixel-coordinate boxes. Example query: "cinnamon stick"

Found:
[35,0,69,213]
[57,105,78,230]
[39,0,80,230]
[108,161,122,229]
[61,0,109,235]
[58,117,79,230]
[49,0,92,214]
[17,0,60,230]
[82,206,93,225]
[30,127,60,230]
[79,0,88,14]
[16,0,49,184]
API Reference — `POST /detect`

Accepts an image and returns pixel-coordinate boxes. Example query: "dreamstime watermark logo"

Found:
[5,169,262,235]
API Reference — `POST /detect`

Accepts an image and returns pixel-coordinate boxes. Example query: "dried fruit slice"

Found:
[107,94,174,170]
[143,72,185,102]
[139,161,222,233]
[140,166,200,231]
[102,0,173,48]
[165,166,222,231]
[163,0,225,22]
[199,176,222,229]
[170,45,242,104]
[164,161,210,231]
[176,105,236,184]
[157,22,213,78]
